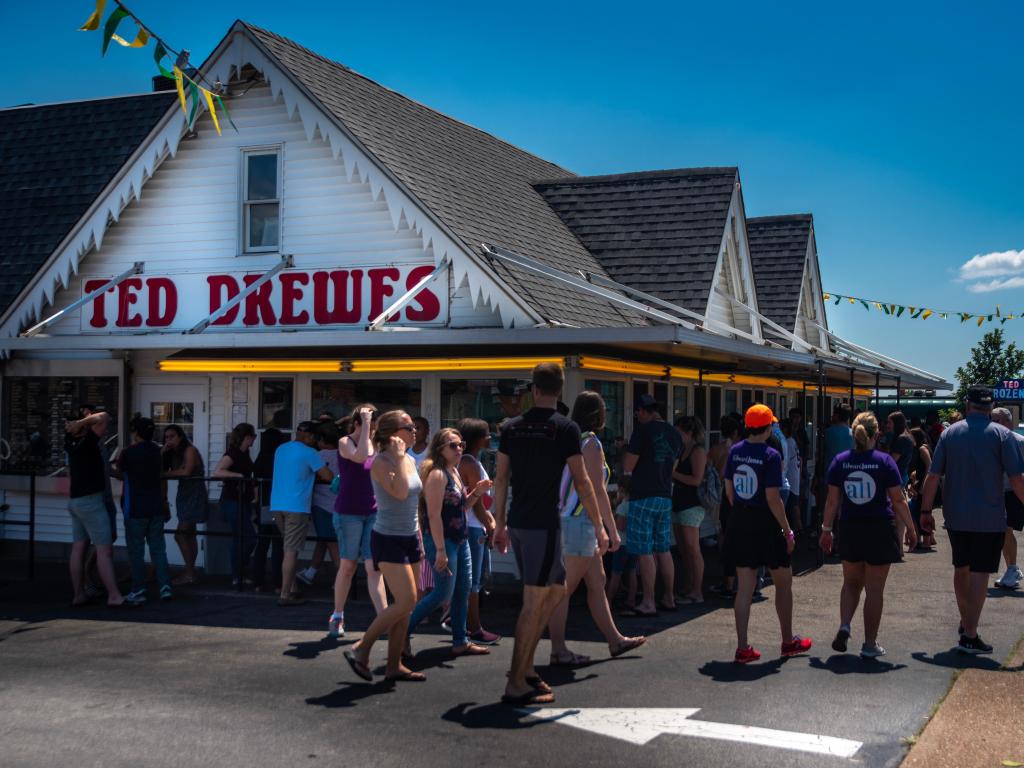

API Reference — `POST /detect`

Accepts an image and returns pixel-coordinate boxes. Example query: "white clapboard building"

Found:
[0,22,946,569]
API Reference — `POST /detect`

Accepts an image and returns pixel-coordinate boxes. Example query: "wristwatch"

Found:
[821,525,833,533]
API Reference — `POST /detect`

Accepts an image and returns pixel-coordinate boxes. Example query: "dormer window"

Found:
[242,148,281,252]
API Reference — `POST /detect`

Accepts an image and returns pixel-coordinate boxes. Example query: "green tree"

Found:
[952,329,1024,404]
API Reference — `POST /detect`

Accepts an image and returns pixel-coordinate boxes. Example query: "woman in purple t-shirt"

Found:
[820,411,917,658]
[329,404,388,639]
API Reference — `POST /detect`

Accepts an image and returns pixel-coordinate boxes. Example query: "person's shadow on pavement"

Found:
[986,586,1024,599]
[306,680,398,708]
[911,650,1005,671]
[284,636,354,660]
[697,658,786,682]
[442,702,549,731]
[809,655,907,674]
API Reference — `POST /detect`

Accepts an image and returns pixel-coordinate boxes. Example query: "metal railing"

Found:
[0,472,342,589]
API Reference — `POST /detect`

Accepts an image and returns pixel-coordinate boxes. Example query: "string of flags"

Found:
[824,292,1018,327]
[78,0,236,135]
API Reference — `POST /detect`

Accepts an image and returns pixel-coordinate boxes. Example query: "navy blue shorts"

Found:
[370,530,422,570]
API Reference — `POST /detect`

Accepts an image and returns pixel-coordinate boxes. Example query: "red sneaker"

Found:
[734,645,761,664]
[781,635,813,657]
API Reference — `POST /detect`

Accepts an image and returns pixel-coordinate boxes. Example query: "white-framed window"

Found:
[242,147,281,253]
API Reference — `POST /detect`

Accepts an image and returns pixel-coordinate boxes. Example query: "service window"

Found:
[767,392,778,412]
[709,386,723,436]
[754,389,765,404]
[584,378,625,481]
[633,380,668,417]
[441,378,533,476]
[242,148,281,252]
[741,389,754,412]
[671,384,689,423]
[311,379,422,424]
[724,389,738,418]
[259,378,293,430]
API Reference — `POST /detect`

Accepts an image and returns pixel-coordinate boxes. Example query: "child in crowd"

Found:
[605,478,638,610]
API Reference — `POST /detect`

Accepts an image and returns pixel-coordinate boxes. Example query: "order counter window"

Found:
[584,378,625,482]
[311,379,422,423]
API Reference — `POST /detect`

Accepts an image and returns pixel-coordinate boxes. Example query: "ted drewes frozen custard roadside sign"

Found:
[78,263,447,331]
[993,379,1024,401]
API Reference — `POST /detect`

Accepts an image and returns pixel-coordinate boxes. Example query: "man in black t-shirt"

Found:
[65,410,126,607]
[494,363,607,705]
[623,394,682,615]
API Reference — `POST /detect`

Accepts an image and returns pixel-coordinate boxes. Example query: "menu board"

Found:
[2,377,119,473]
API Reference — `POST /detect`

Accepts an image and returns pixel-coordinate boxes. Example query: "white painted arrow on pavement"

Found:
[526,708,862,758]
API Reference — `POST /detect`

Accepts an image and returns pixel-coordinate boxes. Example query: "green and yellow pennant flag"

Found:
[823,292,1014,328]
[80,0,237,136]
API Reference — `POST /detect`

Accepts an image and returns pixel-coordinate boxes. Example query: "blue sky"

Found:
[3,1,1023,386]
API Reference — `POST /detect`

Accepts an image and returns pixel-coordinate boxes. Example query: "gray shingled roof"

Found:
[534,168,737,314]
[0,92,176,319]
[243,23,641,328]
[747,214,812,334]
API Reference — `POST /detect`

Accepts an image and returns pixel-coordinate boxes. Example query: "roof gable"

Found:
[237,23,640,329]
[535,168,738,314]
[747,214,828,349]
[747,214,811,333]
[0,93,176,321]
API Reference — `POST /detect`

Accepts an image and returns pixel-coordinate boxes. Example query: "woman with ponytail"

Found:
[820,412,917,658]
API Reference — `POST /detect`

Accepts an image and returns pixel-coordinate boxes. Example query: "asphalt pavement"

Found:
[1,515,1022,768]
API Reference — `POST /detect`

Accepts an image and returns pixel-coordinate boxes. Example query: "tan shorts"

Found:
[273,511,310,552]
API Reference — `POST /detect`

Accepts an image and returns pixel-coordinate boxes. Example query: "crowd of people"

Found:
[60,365,1024,703]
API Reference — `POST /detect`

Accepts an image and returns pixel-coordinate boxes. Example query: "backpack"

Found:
[697,462,722,514]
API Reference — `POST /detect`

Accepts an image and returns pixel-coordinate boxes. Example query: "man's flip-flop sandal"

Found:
[610,636,646,658]
[343,650,373,682]
[501,690,555,706]
[385,671,427,682]
[505,671,552,693]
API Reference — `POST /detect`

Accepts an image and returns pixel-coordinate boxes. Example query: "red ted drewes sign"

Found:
[79,264,446,331]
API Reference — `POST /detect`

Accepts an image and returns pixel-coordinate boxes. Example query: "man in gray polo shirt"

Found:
[920,384,1024,654]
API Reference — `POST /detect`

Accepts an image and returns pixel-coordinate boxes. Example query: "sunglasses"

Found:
[398,423,417,432]
[447,441,466,451]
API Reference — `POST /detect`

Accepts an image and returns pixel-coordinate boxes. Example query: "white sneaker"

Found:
[296,567,317,586]
[996,565,1021,589]
[860,641,886,658]
[327,613,345,639]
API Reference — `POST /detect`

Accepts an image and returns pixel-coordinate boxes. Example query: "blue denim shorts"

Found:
[334,513,375,562]
[561,514,599,557]
[68,493,113,546]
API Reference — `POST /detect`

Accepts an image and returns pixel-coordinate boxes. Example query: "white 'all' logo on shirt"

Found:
[843,471,876,505]
[733,464,759,500]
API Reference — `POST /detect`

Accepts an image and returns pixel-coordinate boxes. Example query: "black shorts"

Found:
[947,529,1005,574]
[510,527,566,587]
[1005,491,1024,532]
[726,513,790,570]
[370,530,422,570]
[838,516,901,565]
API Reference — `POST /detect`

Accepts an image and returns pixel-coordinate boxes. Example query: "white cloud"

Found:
[966,276,1024,293]
[958,249,1024,280]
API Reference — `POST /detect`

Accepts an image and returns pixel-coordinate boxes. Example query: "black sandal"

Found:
[343,649,373,682]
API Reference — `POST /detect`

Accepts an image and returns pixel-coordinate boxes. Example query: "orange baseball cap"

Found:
[745,403,775,429]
